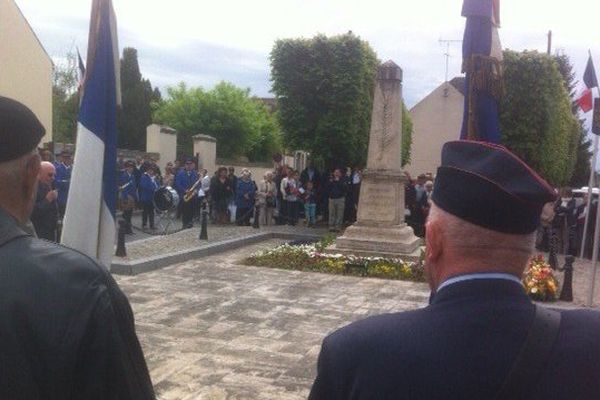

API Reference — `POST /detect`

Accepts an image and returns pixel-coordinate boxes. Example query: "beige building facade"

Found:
[406,78,465,177]
[0,0,53,144]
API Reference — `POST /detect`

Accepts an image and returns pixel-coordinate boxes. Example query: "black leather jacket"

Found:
[0,208,155,399]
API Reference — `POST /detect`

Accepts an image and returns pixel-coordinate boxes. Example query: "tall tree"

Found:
[500,50,580,186]
[554,53,593,187]
[153,82,282,161]
[117,47,159,150]
[271,32,383,169]
[52,52,79,143]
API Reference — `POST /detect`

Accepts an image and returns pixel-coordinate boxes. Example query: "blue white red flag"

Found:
[61,0,121,268]
[460,0,503,143]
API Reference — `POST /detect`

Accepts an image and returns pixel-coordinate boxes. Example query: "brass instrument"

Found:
[183,177,203,203]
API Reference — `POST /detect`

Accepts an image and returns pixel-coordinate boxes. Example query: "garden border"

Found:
[111,231,324,276]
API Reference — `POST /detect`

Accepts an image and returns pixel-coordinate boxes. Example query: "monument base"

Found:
[328,223,423,261]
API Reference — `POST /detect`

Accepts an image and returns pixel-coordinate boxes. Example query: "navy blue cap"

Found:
[431,141,557,234]
[0,96,45,162]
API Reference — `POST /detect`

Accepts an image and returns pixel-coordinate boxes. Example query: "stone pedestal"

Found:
[329,60,421,259]
[193,134,217,173]
[146,124,177,172]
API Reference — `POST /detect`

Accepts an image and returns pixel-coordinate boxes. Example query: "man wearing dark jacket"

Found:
[309,141,600,400]
[30,161,59,241]
[0,96,155,399]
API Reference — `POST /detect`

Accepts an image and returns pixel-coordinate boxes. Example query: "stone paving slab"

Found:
[114,240,431,400]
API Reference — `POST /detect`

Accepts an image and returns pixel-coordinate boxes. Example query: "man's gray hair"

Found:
[428,203,536,255]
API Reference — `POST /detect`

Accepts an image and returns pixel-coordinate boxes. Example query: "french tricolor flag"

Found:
[61,0,121,268]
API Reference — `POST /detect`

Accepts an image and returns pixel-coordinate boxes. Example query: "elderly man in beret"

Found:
[0,97,155,399]
[309,141,600,399]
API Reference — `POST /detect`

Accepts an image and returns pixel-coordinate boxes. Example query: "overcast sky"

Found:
[16,0,600,113]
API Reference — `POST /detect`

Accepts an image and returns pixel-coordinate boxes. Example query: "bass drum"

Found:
[154,186,180,212]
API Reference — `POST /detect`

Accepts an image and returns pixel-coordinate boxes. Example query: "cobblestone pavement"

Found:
[114,240,431,400]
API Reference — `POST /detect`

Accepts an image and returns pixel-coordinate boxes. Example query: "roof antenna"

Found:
[439,38,462,97]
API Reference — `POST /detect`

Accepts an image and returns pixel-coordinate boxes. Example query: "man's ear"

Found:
[425,218,443,263]
[23,153,41,199]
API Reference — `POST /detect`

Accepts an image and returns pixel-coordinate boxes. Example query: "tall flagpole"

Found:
[580,134,598,258]
[587,50,600,306]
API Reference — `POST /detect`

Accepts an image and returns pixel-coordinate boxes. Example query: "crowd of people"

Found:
[30,148,599,262]
[115,158,369,234]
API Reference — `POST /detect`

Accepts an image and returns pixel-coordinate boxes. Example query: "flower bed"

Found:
[243,237,425,282]
[522,254,559,302]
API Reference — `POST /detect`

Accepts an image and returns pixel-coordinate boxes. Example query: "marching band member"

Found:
[54,150,72,218]
[140,165,160,231]
[119,160,137,234]
[175,158,199,229]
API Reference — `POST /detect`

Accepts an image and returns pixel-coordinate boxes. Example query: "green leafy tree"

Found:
[554,53,593,187]
[270,32,382,169]
[118,47,160,150]
[153,82,282,161]
[500,50,580,186]
[52,52,79,143]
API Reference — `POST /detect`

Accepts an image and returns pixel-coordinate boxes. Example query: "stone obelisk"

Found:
[331,60,421,259]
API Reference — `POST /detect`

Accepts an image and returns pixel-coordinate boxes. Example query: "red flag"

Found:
[577,88,593,112]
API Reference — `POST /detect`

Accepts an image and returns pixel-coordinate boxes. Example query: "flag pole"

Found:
[580,134,598,258]
[587,50,600,306]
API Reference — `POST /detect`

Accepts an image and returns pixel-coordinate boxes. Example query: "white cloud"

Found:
[15,0,600,106]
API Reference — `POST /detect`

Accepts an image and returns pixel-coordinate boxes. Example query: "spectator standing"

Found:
[228,167,238,222]
[300,162,320,188]
[211,167,233,224]
[30,161,58,241]
[328,168,347,232]
[281,170,300,226]
[274,165,288,225]
[303,180,317,227]
[163,162,175,187]
[140,166,159,231]
[257,171,276,226]
[235,169,256,226]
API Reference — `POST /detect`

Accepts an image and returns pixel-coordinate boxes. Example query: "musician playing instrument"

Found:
[119,161,137,234]
[175,158,199,229]
[140,165,160,231]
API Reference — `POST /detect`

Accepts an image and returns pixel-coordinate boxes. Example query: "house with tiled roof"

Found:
[406,77,465,177]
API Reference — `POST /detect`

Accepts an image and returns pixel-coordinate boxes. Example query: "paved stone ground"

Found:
[114,240,431,400]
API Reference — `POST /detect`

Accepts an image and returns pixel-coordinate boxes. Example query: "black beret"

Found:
[0,96,45,162]
[431,141,557,234]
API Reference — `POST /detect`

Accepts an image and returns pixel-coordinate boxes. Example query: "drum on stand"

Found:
[154,186,180,212]
[153,186,179,234]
